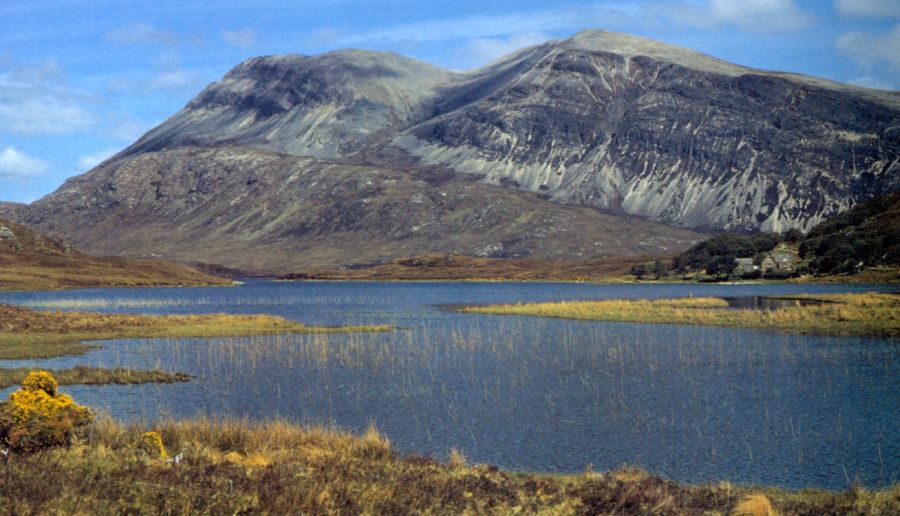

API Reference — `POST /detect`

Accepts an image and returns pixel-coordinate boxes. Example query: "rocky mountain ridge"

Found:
[5,29,898,271]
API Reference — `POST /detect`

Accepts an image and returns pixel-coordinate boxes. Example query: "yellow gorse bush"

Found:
[140,431,169,459]
[0,370,92,452]
[21,370,58,396]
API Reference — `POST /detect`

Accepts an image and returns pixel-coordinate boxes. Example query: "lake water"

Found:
[1,281,897,490]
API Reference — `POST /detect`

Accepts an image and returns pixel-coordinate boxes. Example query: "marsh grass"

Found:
[0,303,393,359]
[0,416,896,514]
[461,293,900,336]
[0,366,189,390]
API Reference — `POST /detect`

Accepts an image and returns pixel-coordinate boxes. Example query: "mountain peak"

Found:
[563,29,749,76]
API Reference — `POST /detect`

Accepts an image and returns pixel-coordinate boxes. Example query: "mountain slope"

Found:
[800,191,900,274]
[397,30,899,232]
[0,218,229,290]
[22,146,701,273]
[123,50,457,160]
[9,29,899,272]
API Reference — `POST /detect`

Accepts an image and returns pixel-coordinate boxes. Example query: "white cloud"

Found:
[77,148,119,171]
[110,51,204,93]
[221,28,257,48]
[147,69,203,91]
[0,147,49,177]
[465,33,553,66]
[107,23,178,45]
[835,0,900,18]
[105,113,148,142]
[0,62,95,136]
[673,0,814,31]
[848,76,894,90]
[341,5,632,45]
[837,24,900,71]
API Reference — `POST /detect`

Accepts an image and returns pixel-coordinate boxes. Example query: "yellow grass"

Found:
[732,494,777,515]
[1,416,896,514]
[462,293,900,336]
[0,303,393,359]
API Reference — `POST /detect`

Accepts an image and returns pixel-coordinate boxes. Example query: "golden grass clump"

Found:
[0,302,393,360]
[140,431,169,459]
[448,447,467,469]
[462,292,900,336]
[732,494,777,515]
[0,370,92,452]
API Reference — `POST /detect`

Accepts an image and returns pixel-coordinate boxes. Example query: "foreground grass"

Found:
[0,417,895,515]
[0,366,189,390]
[461,292,900,336]
[0,303,393,359]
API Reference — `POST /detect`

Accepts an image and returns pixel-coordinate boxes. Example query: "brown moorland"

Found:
[0,415,896,514]
[0,218,230,291]
[281,253,656,281]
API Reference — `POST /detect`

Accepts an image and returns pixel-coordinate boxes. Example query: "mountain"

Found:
[8,30,898,272]
[14,147,701,273]
[0,218,229,291]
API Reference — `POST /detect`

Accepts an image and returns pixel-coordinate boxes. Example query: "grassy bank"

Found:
[0,417,895,514]
[461,292,900,336]
[0,366,189,390]
[0,303,393,360]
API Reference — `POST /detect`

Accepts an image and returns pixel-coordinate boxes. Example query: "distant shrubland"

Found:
[640,191,900,281]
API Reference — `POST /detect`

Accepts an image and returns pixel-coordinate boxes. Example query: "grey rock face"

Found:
[0,225,15,242]
[127,50,457,160]
[397,32,900,233]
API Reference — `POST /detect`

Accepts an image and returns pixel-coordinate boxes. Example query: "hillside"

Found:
[799,190,900,274]
[5,29,898,272]
[11,147,702,273]
[0,218,230,291]
[662,191,900,280]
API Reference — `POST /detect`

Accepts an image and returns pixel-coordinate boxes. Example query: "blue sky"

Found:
[1,0,898,203]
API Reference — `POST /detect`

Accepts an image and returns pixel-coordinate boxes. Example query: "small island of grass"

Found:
[0,303,393,388]
[0,303,393,360]
[0,366,190,390]
[460,292,900,336]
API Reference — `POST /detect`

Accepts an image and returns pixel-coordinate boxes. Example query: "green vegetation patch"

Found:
[461,293,900,336]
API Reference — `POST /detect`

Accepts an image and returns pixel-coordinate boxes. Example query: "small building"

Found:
[762,250,799,275]
[735,257,758,275]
